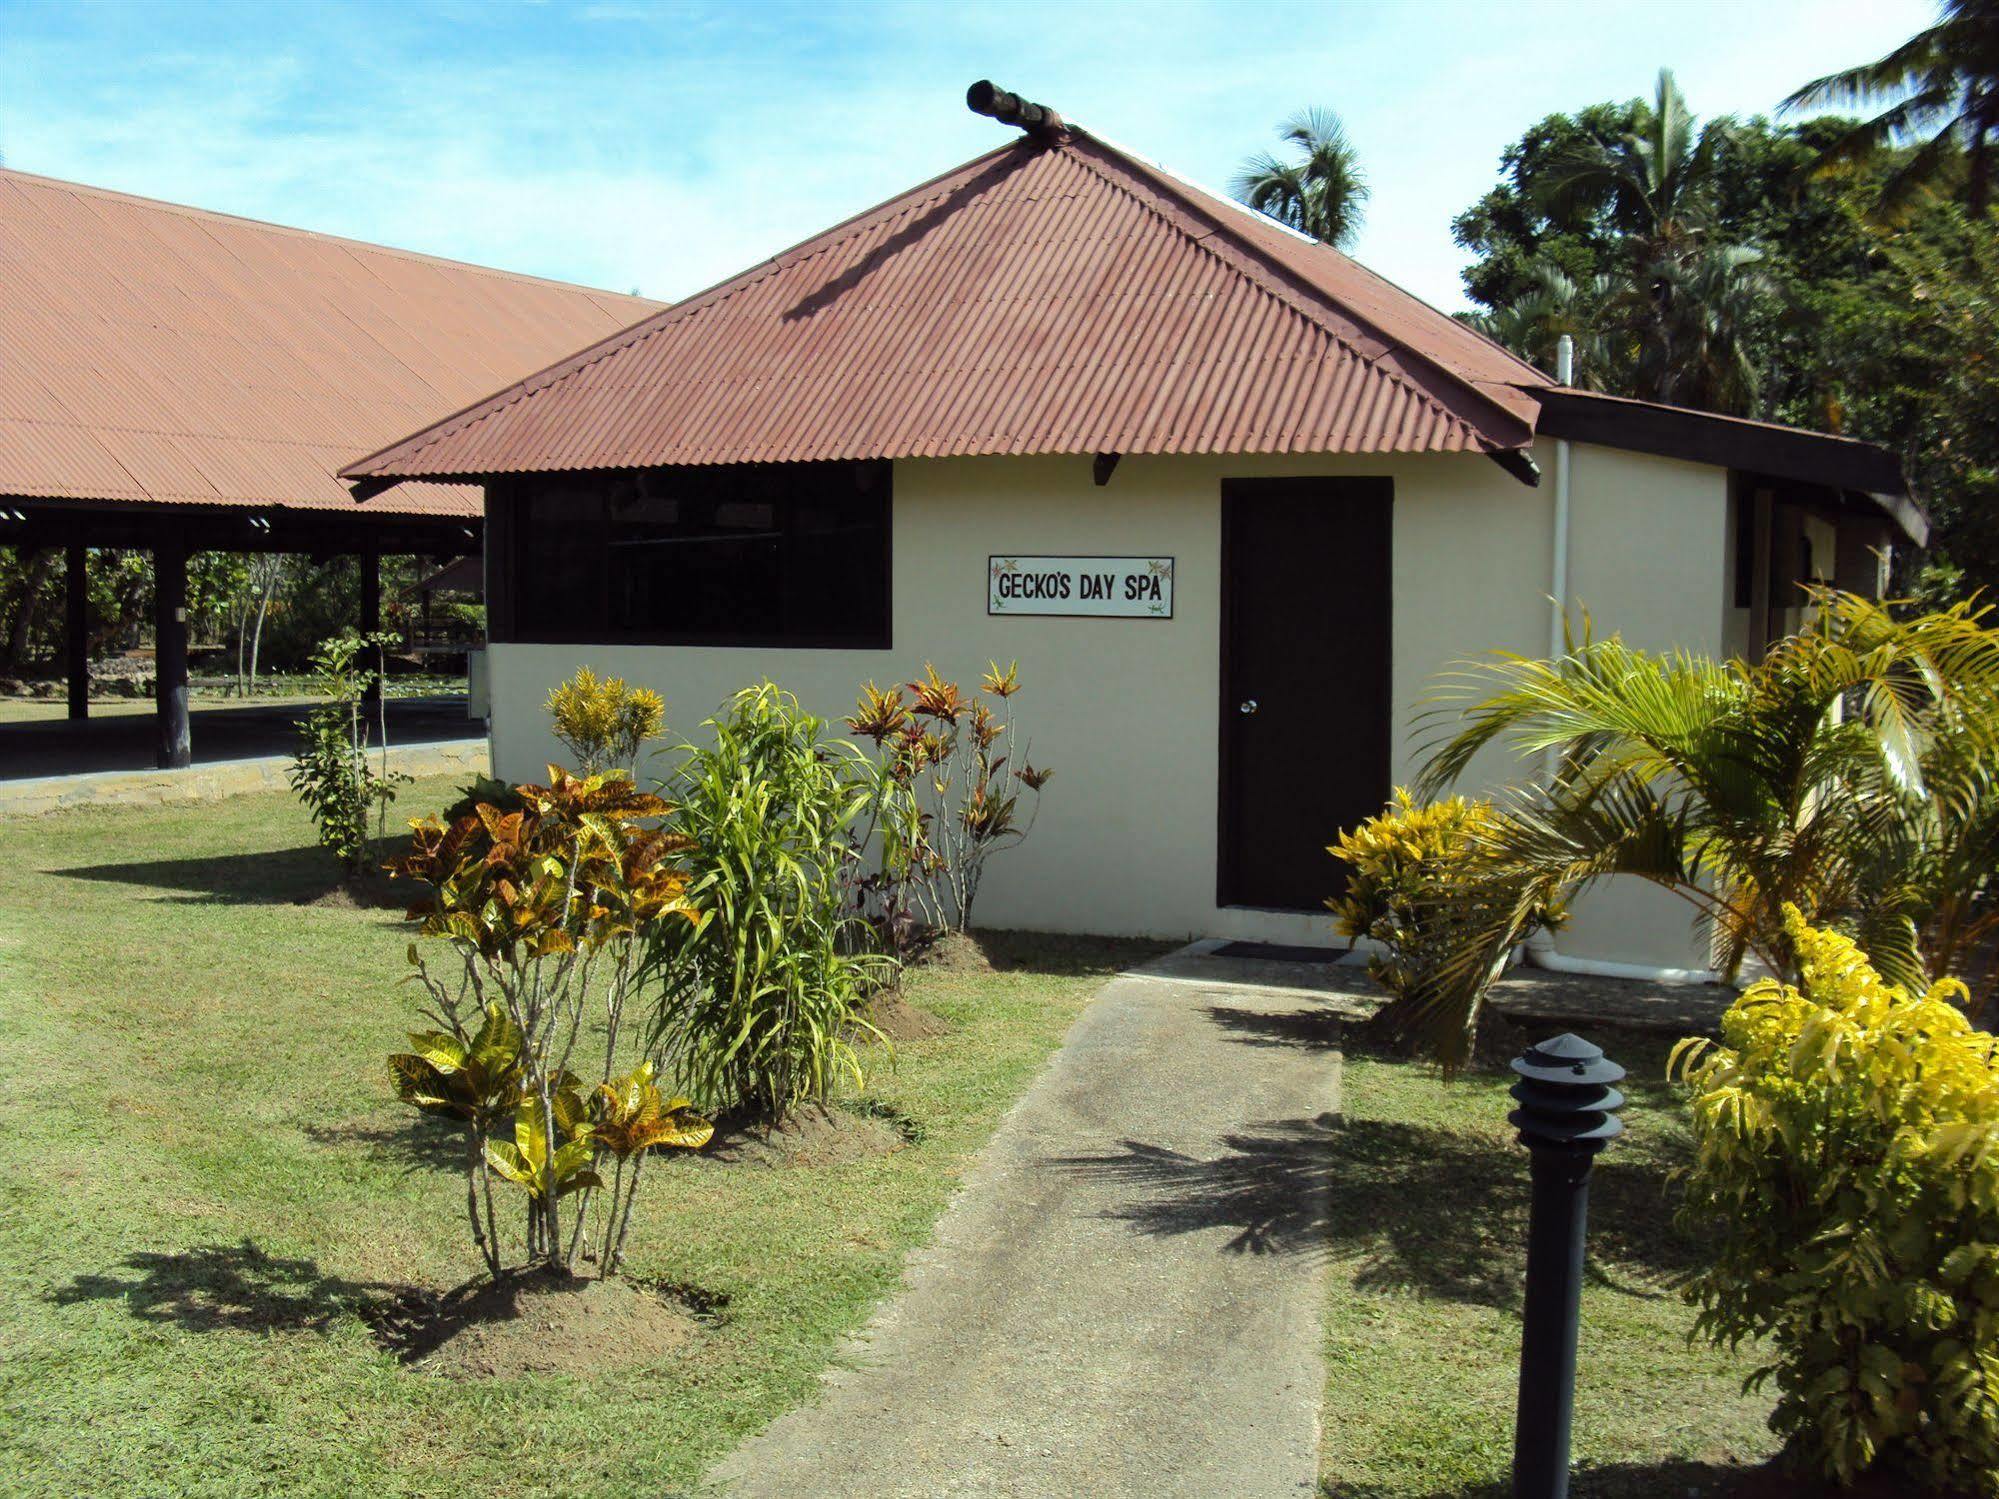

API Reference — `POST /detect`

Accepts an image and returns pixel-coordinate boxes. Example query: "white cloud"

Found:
[0,0,1942,313]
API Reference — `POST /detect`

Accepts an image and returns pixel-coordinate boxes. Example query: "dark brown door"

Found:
[1219,477,1392,909]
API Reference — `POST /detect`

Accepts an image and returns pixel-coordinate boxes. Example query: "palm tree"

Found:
[1538,68,1734,248]
[1628,240,1775,411]
[1468,71,1777,414]
[1785,0,1999,215]
[1467,242,1773,410]
[1232,108,1369,249]
[1465,264,1622,385]
[1390,591,1999,1072]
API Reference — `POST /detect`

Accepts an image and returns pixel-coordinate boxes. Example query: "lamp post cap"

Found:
[1512,1032,1626,1088]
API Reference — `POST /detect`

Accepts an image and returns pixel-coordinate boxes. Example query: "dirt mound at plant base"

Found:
[694,1103,908,1169]
[385,1270,697,1379]
[912,929,994,973]
[298,871,408,911]
[862,994,950,1044]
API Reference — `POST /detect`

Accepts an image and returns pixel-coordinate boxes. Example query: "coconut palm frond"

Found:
[1232,106,1368,249]
[1783,0,1999,214]
[1404,591,1999,1061]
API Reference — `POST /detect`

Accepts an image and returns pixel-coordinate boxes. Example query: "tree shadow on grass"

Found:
[57,839,414,909]
[938,929,1175,978]
[47,1239,413,1335]
[300,1112,461,1176]
[1059,1056,1701,1310]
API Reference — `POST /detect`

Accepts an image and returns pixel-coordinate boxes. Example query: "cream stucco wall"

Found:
[487,442,1728,959]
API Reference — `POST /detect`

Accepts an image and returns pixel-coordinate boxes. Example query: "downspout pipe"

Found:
[1523,335,1721,986]
[1547,335,1573,664]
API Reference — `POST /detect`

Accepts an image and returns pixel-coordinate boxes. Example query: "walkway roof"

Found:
[0,167,660,521]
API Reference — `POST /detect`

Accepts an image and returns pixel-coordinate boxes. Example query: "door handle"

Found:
[1239,699,1259,715]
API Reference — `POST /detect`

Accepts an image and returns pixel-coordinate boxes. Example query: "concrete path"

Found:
[0,736,487,816]
[710,953,1343,1499]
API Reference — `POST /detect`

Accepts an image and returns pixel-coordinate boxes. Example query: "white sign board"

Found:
[988,556,1174,618]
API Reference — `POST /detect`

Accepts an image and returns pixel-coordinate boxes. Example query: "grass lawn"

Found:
[1317,1034,1779,1497]
[0,779,1154,1497]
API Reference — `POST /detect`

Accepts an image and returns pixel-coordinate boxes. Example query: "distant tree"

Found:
[1785,0,1999,214]
[1535,69,1736,250]
[1454,101,1640,311]
[1460,71,1773,412]
[1456,66,1999,601]
[1231,107,1369,249]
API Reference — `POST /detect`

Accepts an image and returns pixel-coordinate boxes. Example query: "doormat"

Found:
[1211,941,1348,964]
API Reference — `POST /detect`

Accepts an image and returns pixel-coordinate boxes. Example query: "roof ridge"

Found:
[1053,137,1483,444]
[0,166,666,304]
[1088,138,1549,391]
[344,143,1027,480]
[1059,135,1535,450]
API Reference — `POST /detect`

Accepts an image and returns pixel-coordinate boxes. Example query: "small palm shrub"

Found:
[288,629,408,878]
[1329,789,1563,1056]
[647,684,894,1119]
[1402,591,1999,1070]
[1672,909,1999,1492]
[390,768,709,1279]
[545,666,666,776]
[846,661,1051,931]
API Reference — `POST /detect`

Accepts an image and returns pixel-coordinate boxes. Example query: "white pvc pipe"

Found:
[1522,927,1720,985]
[1523,335,1722,987]
[1548,335,1574,663]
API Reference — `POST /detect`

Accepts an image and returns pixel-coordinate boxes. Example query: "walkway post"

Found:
[1508,1033,1624,1499]
[65,543,88,721]
[154,527,191,769]
[359,544,381,716]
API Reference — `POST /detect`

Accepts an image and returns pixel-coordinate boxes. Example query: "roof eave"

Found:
[1535,388,1922,546]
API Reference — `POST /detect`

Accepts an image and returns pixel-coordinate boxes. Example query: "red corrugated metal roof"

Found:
[0,168,661,518]
[345,130,1552,484]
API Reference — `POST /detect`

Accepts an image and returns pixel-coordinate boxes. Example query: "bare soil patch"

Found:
[692,1102,908,1170]
[861,993,950,1044]
[370,1268,700,1379]
[907,927,1167,977]
[298,870,410,912]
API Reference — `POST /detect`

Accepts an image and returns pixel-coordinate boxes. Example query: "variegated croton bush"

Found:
[385,665,1049,1283]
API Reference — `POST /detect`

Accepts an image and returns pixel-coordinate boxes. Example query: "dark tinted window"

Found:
[503,462,890,647]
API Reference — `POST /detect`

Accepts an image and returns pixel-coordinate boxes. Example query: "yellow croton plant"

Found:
[1672,909,1999,1492]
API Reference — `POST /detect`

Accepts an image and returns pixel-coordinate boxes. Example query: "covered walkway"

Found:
[0,164,655,771]
[0,694,478,783]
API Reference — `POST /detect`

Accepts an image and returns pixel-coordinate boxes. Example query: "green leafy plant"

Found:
[648,683,894,1119]
[589,1061,713,1275]
[389,1001,527,1279]
[1404,590,1999,1071]
[545,666,666,777]
[389,766,706,1278]
[287,629,408,879]
[1329,789,1564,1054]
[846,662,1051,932]
[1672,909,1999,1493]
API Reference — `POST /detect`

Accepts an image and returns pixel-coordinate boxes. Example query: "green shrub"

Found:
[1672,909,1999,1492]
[286,629,407,878]
[544,666,665,777]
[1328,788,1562,1057]
[647,684,893,1118]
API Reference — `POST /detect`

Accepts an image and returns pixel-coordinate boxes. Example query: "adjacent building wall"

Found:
[486,441,1728,959]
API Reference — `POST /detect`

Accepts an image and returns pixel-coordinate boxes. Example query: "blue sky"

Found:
[0,0,1937,312]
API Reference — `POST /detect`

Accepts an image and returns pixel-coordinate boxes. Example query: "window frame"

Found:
[488,462,893,651]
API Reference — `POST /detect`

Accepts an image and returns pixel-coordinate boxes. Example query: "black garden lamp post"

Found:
[1508,1032,1625,1499]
